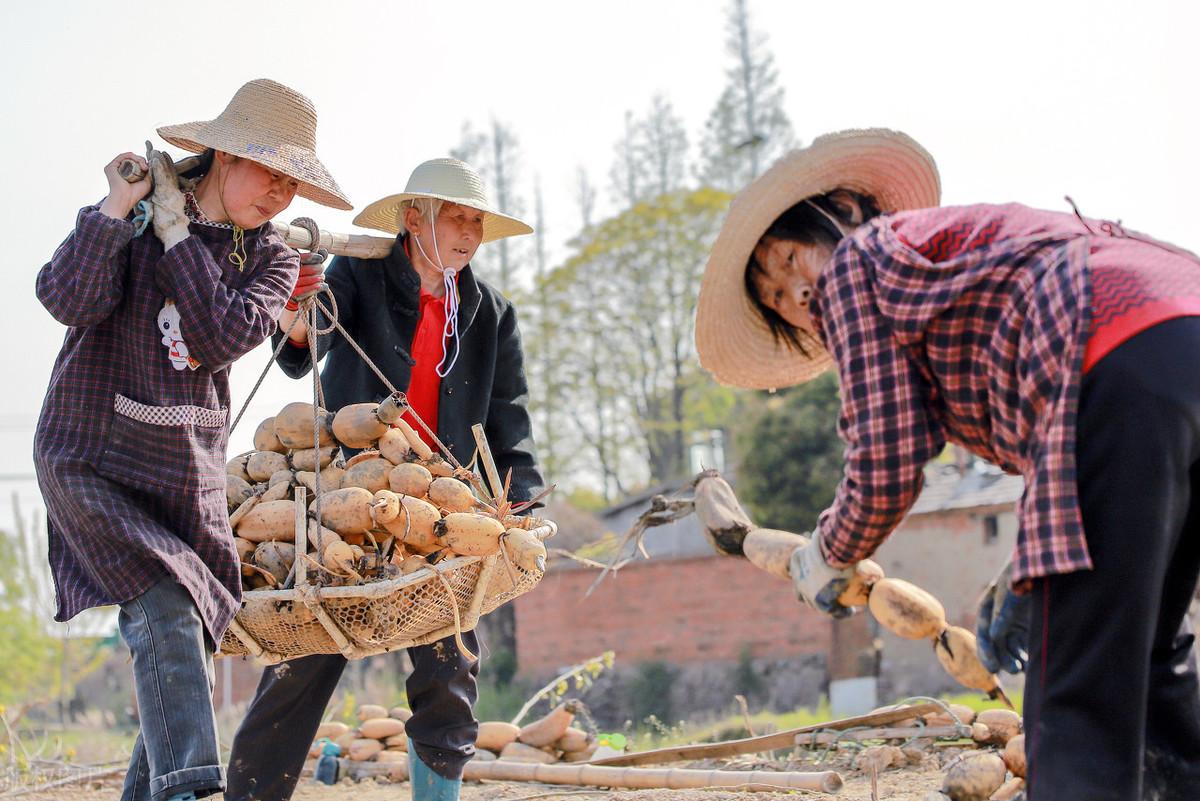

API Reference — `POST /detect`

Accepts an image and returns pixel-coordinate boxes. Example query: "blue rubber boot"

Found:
[408,739,460,801]
[166,794,197,801]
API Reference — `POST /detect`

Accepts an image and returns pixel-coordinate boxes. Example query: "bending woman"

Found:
[695,129,1200,801]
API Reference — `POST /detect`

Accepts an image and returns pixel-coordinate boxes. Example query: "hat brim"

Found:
[157,121,353,211]
[352,192,533,244]
[695,128,941,390]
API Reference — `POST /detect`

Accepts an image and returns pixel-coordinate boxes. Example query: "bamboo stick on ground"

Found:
[347,759,844,793]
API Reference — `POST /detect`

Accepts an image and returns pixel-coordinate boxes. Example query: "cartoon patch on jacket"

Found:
[158,300,200,371]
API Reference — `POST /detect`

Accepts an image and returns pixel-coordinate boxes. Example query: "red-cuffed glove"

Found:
[285,253,327,311]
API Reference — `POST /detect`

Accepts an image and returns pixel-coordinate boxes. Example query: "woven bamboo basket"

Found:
[219,486,554,663]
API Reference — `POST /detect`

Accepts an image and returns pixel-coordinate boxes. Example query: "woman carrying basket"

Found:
[695,130,1200,800]
[33,79,350,801]
[226,157,544,801]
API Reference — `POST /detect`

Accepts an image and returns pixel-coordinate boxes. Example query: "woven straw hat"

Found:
[695,129,940,390]
[353,158,533,243]
[157,78,351,210]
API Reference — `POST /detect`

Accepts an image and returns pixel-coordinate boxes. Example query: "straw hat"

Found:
[353,158,533,243]
[695,129,940,390]
[157,78,351,210]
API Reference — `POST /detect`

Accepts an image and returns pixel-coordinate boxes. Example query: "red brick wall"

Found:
[514,555,831,676]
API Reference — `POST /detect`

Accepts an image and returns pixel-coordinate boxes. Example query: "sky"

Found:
[2,0,1199,546]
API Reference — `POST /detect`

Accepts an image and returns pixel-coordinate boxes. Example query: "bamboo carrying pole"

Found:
[118,157,394,258]
[347,759,844,794]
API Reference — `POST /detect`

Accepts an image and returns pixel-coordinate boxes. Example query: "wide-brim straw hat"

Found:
[353,157,533,243]
[695,128,940,390]
[157,78,352,211]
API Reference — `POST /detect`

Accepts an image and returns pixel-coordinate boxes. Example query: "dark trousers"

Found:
[224,630,479,801]
[1025,317,1200,800]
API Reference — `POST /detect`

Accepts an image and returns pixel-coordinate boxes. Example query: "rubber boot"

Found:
[166,794,197,801]
[408,740,460,801]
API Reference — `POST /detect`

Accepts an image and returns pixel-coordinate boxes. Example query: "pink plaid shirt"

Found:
[810,203,1124,587]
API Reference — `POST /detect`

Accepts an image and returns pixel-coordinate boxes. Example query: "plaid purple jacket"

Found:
[33,205,297,642]
[810,203,1123,587]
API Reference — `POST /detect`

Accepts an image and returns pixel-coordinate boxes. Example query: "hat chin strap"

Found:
[410,221,462,378]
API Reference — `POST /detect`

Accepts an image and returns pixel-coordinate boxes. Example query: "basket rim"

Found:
[237,520,554,601]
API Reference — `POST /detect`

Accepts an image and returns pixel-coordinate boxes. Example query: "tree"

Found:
[697,0,796,191]
[733,372,844,532]
[610,95,690,205]
[0,501,111,716]
[553,186,732,485]
[519,176,575,485]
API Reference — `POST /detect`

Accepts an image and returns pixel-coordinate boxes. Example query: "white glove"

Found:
[790,536,856,619]
[148,150,190,251]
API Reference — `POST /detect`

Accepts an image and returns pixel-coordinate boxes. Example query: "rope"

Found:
[227,213,469,598]
[131,200,152,237]
[435,569,476,662]
[230,311,305,435]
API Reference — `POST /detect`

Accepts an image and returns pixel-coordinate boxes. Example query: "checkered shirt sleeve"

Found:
[811,233,946,567]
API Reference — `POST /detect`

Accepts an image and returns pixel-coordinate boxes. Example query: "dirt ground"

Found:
[12,760,950,801]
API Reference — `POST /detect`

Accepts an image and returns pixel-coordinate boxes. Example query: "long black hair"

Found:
[744,189,881,354]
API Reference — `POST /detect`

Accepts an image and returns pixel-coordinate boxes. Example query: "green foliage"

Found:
[734,372,844,532]
[931,690,1025,716]
[0,524,109,710]
[337,691,357,724]
[474,677,529,724]
[511,651,615,726]
[732,646,766,703]
[488,648,518,688]
[566,486,608,513]
[628,661,677,724]
[548,187,734,487]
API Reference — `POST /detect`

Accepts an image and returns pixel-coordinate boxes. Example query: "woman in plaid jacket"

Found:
[33,79,349,801]
[696,129,1200,801]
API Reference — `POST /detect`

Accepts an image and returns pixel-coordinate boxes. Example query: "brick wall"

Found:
[514,504,1023,714]
[871,506,1019,698]
[514,554,831,676]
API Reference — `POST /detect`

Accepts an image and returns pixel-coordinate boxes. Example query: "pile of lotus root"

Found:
[225,398,546,591]
[311,701,594,766]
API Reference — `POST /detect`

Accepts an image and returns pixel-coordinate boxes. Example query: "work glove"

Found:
[148,149,190,251]
[285,254,327,310]
[976,560,1031,674]
[789,536,856,619]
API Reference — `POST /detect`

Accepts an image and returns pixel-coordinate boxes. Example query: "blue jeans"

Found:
[118,579,223,801]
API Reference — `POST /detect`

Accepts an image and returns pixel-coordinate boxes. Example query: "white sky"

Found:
[2,0,1199,532]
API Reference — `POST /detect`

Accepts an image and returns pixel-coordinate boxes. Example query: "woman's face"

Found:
[214,153,300,229]
[749,236,831,330]
[406,203,485,273]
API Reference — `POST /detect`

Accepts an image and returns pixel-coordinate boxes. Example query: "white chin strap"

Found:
[411,221,462,377]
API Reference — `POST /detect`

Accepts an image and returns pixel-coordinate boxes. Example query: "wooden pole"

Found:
[346,759,843,794]
[119,158,394,259]
[471,423,504,502]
